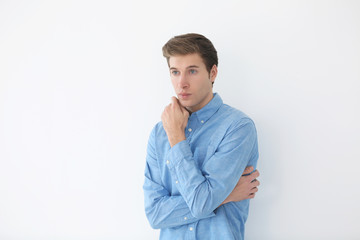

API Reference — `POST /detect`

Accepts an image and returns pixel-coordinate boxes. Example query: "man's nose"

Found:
[179,74,189,89]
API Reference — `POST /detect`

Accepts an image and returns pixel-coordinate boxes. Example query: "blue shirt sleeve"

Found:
[143,127,216,229]
[166,118,258,219]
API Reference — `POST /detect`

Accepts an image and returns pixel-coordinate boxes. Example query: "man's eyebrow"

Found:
[169,65,199,70]
[187,65,200,69]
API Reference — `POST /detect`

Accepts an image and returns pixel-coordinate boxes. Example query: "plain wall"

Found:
[1,1,359,239]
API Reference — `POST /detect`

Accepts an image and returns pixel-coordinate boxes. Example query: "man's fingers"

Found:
[171,96,180,108]
[251,179,260,187]
[249,169,260,180]
[250,187,258,194]
[248,193,256,199]
[242,166,254,176]
[171,96,189,118]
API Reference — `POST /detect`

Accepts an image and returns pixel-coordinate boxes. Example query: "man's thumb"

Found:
[171,96,177,105]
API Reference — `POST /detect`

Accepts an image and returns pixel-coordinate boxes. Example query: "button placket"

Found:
[186,123,193,138]
[185,116,194,139]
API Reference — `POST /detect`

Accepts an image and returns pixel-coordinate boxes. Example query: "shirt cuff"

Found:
[166,140,192,170]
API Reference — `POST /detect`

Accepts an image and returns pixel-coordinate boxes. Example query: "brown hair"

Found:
[162,33,218,74]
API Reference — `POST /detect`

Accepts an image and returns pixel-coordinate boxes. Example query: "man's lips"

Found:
[179,93,191,99]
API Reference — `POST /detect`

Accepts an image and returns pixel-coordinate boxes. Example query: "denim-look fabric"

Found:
[143,93,259,240]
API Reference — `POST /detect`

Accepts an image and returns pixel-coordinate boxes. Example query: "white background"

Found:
[1,1,359,239]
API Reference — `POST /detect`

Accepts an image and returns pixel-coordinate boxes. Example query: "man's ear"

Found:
[210,64,218,83]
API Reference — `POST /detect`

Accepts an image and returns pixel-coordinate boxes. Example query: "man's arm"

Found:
[162,98,259,218]
[143,127,215,229]
[143,127,259,229]
[220,166,260,207]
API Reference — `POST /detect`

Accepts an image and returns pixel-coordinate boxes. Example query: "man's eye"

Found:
[172,71,179,75]
[189,69,197,74]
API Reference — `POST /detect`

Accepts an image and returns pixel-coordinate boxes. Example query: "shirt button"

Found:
[188,128,192,132]
[189,227,193,231]
[166,160,170,164]
[201,120,204,123]
[184,217,187,220]
[175,181,179,184]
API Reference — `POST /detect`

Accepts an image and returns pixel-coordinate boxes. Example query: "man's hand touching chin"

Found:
[161,96,189,147]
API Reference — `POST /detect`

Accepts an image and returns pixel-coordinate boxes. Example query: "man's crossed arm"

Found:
[220,166,260,207]
[161,96,260,206]
[144,97,259,229]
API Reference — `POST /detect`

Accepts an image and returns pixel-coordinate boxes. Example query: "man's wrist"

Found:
[218,198,230,208]
[222,196,232,205]
[169,134,186,147]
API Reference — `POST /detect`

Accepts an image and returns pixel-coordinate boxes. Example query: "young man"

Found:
[143,33,260,240]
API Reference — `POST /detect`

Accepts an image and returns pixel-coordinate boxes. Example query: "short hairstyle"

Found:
[162,33,218,74]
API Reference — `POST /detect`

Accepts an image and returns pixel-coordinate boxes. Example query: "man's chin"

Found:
[179,102,194,113]
[178,99,190,107]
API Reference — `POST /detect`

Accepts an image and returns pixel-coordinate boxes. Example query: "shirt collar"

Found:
[192,93,223,123]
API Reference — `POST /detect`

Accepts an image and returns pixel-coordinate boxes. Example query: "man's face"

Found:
[168,53,217,113]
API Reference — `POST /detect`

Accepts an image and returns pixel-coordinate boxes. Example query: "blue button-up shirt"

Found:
[143,93,259,240]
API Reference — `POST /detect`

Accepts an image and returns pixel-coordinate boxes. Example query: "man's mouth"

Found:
[179,93,191,99]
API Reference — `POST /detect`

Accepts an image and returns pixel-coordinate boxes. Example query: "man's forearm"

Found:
[217,167,260,208]
[168,131,186,148]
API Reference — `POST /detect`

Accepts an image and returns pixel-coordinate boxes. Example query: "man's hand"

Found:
[219,166,260,206]
[161,97,189,147]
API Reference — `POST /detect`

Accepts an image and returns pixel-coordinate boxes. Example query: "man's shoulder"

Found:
[217,103,255,127]
[149,121,167,138]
